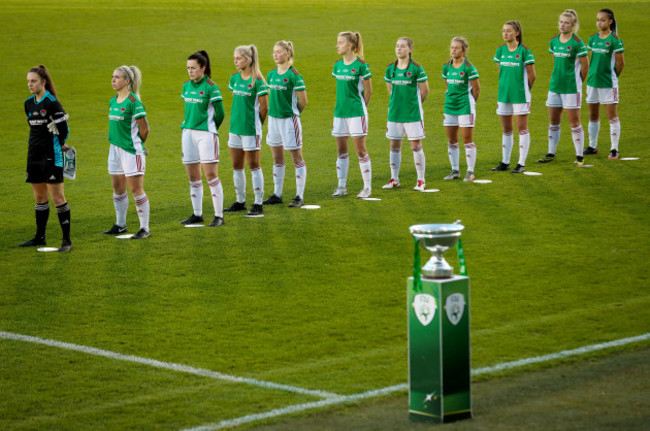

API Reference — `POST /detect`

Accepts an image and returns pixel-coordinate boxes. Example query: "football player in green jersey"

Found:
[331,31,373,199]
[21,65,72,252]
[105,66,151,239]
[540,9,589,167]
[585,9,625,159]
[383,37,429,191]
[492,21,536,174]
[179,51,226,227]
[442,37,480,182]
[263,41,308,208]
[226,45,268,217]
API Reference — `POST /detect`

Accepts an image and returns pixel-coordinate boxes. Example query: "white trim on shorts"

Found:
[586,85,619,105]
[496,102,531,116]
[332,116,368,137]
[228,132,262,152]
[182,129,219,164]
[443,113,476,128]
[546,91,582,109]
[108,144,145,177]
[386,121,425,140]
[266,116,303,150]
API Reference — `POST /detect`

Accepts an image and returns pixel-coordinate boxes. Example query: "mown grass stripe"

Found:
[184,333,650,430]
[0,331,341,400]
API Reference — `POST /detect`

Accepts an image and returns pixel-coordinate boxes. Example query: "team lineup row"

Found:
[20,8,624,250]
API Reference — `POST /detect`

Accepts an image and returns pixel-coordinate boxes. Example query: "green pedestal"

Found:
[408,276,471,423]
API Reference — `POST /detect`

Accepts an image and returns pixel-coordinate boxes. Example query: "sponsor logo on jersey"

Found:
[109,115,125,121]
[392,80,411,85]
[500,62,520,67]
[232,90,253,97]
[29,119,49,125]
[33,111,39,116]
[333,74,356,81]
[184,98,204,103]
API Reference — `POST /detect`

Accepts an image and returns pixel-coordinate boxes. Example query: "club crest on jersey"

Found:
[606,42,611,46]
[567,46,571,50]
[283,78,288,83]
[412,293,437,326]
[351,69,357,73]
[459,71,465,77]
[121,107,126,112]
[40,109,47,117]
[406,72,412,77]
[199,91,205,96]
[515,54,520,59]
[444,293,466,326]
[248,84,253,88]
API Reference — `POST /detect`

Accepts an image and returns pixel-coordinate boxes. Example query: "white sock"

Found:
[548,125,560,154]
[588,121,600,149]
[251,167,264,205]
[273,163,285,197]
[464,143,477,172]
[113,192,128,227]
[359,155,372,190]
[189,180,203,217]
[336,153,349,188]
[208,177,223,218]
[412,145,425,182]
[571,125,584,156]
[609,118,620,151]
[233,169,246,203]
[389,148,401,181]
[448,143,460,171]
[518,130,530,166]
[502,132,514,164]
[295,161,306,199]
[134,194,150,232]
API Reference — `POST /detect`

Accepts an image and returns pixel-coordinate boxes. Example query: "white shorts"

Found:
[228,133,262,152]
[182,129,219,164]
[266,116,303,150]
[496,102,531,116]
[108,144,145,177]
[443,113,476,128]
[332,116,368,137]
[586,86,619,105]
[386,121,425,140]
[546,91,582,109]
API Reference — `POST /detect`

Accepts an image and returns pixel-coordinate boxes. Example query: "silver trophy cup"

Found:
[410,222,465,279]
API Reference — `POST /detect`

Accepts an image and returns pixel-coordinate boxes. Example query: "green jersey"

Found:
[384,60,428,122]
[587,32,624,88]
[181,76,223,134]
[548,33,588,94]
[493,44,535,104]
[108,92,146,154]
[441,59,479,115]
[332,57,371,118]
[228,73,268,136]
[267,66,306,118]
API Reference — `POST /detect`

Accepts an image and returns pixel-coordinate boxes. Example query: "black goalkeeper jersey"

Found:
[24,91,69,166]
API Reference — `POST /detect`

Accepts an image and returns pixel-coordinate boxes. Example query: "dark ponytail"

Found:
[29,65,57,97]
[188,50,211,78]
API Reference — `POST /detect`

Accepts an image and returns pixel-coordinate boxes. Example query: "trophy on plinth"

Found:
[407,222,472,424]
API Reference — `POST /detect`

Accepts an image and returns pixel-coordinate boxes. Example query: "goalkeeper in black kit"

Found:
[21,65,73,252]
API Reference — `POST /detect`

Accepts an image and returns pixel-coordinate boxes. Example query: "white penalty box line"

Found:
[0,331,341,400]
[185,332,650,430]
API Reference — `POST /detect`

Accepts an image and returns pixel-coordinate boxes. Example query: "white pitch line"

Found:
[184,332,650,430]
[0,331,340,400]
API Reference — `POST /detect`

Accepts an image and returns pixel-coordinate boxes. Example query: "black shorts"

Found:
[26,163,63,183]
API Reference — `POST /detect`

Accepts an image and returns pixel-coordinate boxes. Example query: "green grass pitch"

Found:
[1,0,649,429]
